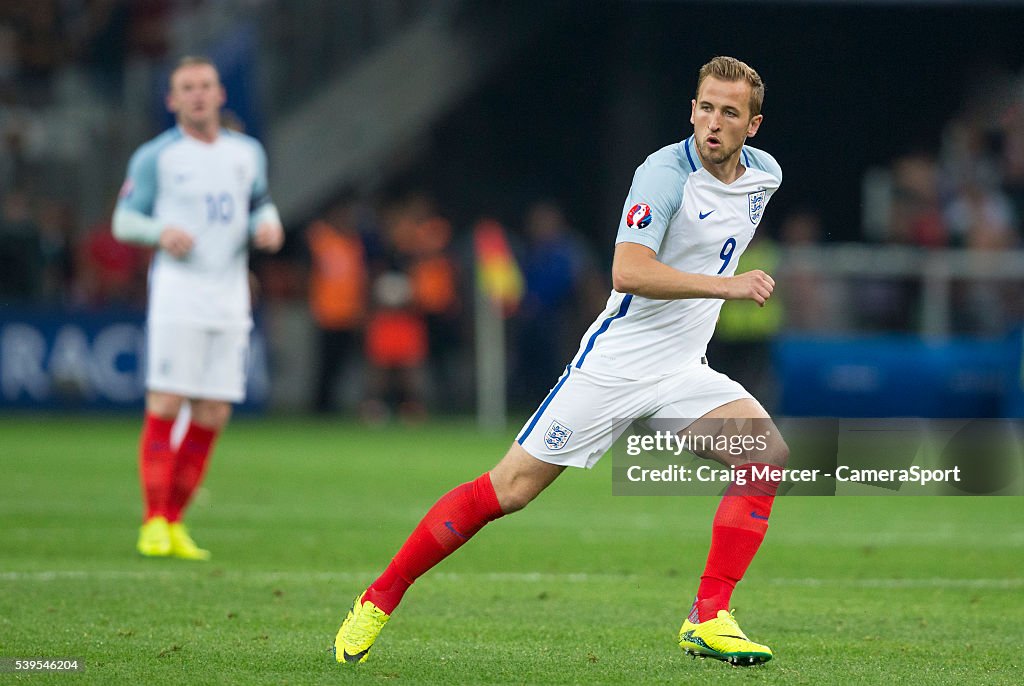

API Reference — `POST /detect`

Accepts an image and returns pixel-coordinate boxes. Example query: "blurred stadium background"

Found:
[1,0,1024,422]
[3,3,1024,683]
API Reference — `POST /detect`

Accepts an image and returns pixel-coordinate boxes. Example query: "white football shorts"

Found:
[146,322,250,402]
[516,356,756,469]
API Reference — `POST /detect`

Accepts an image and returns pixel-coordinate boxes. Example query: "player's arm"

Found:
[247,142,284,253]
[112,208,193,258]
[112,143,193,257]
[249,203,284,253]
[612,242,775,305]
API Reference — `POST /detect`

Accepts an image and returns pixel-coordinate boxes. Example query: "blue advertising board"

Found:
[775,335,1015,418]
[0,309,267,410]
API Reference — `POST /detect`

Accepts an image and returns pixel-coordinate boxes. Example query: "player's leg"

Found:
[139,322,209,555]
[136,390,185,556]
[164,327,247,560]
[365,443,561,613]
[679,397,788,665]
[162,398,232,560]
[335,444,563,663]
[334,364,638,664]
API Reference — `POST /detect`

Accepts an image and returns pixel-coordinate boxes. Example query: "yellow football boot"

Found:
[678,609,773,666]
[136,516,171,557]
[333,592,390,664]
[167,522,211,561]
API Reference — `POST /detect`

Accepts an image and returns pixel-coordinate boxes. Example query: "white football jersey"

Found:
[569,135,782,379]
[117,127,273,329]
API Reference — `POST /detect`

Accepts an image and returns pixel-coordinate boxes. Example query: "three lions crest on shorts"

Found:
[544,420,574,451]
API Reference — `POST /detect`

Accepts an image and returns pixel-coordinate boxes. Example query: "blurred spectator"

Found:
[513,200,596,402]
[8,0,66,105]
[777,207,831,332]
[889,154,946,247]
[73,210,149,309]
[946,180,1020,334]
[0,188,42,300]
[126,0,172,61]
[1000,95,1024,224]
[65,0,131,99]
[35,196,74,303]
[362,271,428,424]
[1,109,43,189]
[934,91,1024,334]
[384,193,464,409]
[939,118,1001,206]
[944,179,1018,249]
[306,201,368,414]
[854,155,934,330]
[0,23,17,103]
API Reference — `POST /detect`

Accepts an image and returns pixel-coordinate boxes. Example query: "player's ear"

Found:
[690,99,697,126]
[746,114,763,138]
[165,91,177,115]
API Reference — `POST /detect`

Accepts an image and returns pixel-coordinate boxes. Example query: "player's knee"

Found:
[146,392,183,420]
[490,443,563,513]
[490,468,545,514]
[191,401,232,430]
[762,434,789,468]
[696,434,789,467]
[493,480,537,514]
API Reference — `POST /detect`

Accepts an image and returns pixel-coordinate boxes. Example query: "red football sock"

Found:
[693,462,781,623]
[166,422,218,523]
[364,472,504,614]
[139,413,176,521]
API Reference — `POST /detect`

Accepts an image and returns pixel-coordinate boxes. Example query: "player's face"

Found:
[167,64,226,133]
[690,77,762,168]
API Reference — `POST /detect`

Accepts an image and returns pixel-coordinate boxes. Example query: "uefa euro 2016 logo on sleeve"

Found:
[626,203,653,229]
[747,190,766,224]
[118,178,134,200]
[544,420,574,451]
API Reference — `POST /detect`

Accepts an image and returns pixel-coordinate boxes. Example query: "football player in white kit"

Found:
[334,56,789,667]
[113,56,284,560]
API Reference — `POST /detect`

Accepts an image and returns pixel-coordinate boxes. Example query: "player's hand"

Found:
[252,222,284,253]
[159,226,194,258]
[725,269,775,306]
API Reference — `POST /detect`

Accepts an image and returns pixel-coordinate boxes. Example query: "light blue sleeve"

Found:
[249,139,272,212]
[742,145,783,186]
[116,142,160,216]
[614,157,686,253]
[244,138,279,234]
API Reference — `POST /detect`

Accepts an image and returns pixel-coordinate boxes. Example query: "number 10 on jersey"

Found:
[205,192,234,223]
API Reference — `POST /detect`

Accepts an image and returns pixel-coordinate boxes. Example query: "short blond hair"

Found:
[696,56,765,117]
[168,55,219,89]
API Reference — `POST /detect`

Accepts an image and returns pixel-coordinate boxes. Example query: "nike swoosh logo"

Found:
[342,649,368,663]
[750,511,769,520]
[679,629,711,650]
[444,520,468,540]
[699,210,715,219]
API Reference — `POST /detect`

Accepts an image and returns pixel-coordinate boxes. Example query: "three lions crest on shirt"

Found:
[748,190,766,224]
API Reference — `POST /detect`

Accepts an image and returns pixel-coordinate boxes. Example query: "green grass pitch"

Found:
[1,415,1021,684]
